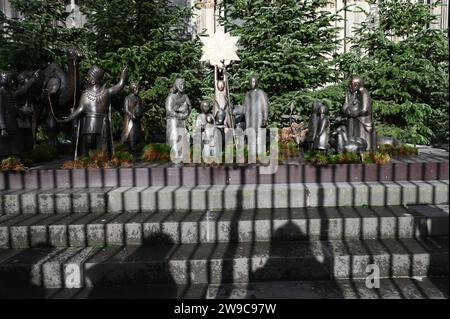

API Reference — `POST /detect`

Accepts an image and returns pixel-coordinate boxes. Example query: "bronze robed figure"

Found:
[15,71,40,151]
[165,78,191,158]
[0,71,22,156]
[342,76,377,151]
[243,76,269,154]
[58,65,129,158]
[121,82,143,151]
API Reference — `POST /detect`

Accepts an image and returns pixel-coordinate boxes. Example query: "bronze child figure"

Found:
[121,82,143,152]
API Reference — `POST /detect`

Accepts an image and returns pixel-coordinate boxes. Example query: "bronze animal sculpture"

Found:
[335,125,368,154]
[32,47,85,147]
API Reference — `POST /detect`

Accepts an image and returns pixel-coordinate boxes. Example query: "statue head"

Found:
[0,71,12,88]
[349,76,364,93]
[318,104,328,116]
[249,76,258,89]
[63,47,85,61]
[129,82,140,95]
[86,65,105,86]
[206,114,215,125]
[171,78,185,94]
[312,101,323,114]
[217,80,225,92]
[200,100,211,114]
[17,71,33,86]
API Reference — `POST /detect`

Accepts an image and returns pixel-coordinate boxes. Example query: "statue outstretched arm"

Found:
[59,103,85,123]
[108,66,129,96]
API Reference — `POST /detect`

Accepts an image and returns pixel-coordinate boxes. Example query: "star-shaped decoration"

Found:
[200,29,240,67]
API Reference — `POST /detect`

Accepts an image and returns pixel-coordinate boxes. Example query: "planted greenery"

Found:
[20,144,58,164]
[378,144,419,156]
[304,150,390,165]
[1,157,26,172]
[278,141,301,161]
[61,150,133,169]
[141,143,171,162]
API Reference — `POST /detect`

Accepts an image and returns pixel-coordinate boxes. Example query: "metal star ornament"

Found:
[200,29,240,67]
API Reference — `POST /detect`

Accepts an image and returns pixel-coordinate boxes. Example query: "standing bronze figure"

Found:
[15,71,40,151]
[58,65,129,158]
[0,71,21,156]
[121,82,143,152]
[243,76,269,154]
[342,76,376,151]
[165,78,191,157]
[306,101,330,151]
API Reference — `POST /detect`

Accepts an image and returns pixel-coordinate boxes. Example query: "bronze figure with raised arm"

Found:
[58,65,129,158]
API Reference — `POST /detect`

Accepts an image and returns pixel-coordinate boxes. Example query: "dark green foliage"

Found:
[337,0,449,144]
[224,0,341,122]
[141,143,171,161]
[304,150,391,165]
[0,0,85,70]
[1,0,210,140]
[113,150,134,162]
[378,143,419,156]
[77,0,210,139]
[21,144,58,164]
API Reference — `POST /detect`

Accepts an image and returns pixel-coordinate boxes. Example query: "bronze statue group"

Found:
[1,47,388,163]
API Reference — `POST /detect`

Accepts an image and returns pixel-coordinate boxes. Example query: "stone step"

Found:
[0,205,448,248]
[0,237,447,288]
[0,277,447,299]
[0,180,448,215]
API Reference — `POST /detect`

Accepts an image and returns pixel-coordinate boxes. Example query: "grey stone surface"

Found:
[0,237,447,288]
[0,277,446,299]
[0,206,447,248]
[2,181,447,215]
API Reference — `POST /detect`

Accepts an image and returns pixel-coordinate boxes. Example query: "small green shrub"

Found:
[1,157,26,171]
[142,143,171,162]
[378,144,419,156]
[21,144,58,164]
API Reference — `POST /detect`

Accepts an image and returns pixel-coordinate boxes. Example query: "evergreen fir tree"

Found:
[338,0,449,144]
[224,0,341,126]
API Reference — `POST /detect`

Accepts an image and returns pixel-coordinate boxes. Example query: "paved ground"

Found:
[0,277,447,299]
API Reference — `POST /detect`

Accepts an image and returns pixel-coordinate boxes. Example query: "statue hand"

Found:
[57,116,68,123]
[122,65,129,79]
[1,129,8,137]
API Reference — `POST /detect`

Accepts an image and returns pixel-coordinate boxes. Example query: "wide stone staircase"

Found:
[0,151,448,298]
